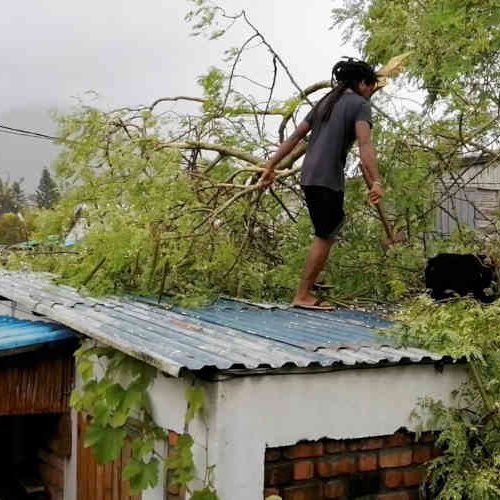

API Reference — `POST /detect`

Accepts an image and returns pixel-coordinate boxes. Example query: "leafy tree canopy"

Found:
[7,0,499,310]
[36,167,60,209]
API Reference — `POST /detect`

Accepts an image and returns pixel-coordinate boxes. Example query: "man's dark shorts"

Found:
[302,186,345,240]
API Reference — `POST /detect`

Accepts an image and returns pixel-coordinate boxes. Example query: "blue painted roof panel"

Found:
[178,299,391,350]
[0,316,76,353]
[0,272,446,377]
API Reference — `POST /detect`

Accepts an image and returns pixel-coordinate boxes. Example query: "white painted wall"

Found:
[142,373,212,500]
[63,363,468,500]
[205,364,468,500]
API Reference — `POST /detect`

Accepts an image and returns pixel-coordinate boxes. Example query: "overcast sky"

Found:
[0,0,357,191]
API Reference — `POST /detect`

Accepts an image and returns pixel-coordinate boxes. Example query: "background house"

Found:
[435,156,500,235]
[0,272,467,500]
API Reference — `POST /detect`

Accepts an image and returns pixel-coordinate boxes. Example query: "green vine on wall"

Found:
[71,341,219,498]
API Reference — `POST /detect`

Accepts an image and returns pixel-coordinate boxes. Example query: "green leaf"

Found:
[69,389,83,409]
[77,359,94,383]
[186,386,205,423]
[105,383,126,410]
[191,487,221,500]
[84,423,126,464]
[131,437,155,459]
[123,458,159,494]
[110,385,144,428]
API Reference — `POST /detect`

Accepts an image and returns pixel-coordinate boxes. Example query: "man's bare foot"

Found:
[292,294,335,311]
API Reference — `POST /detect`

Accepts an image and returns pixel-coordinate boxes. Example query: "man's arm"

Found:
[260,120,311,187]
[355,120,383,204]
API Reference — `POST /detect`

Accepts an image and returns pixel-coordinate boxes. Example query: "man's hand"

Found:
[259,166,277,189]
[257,120,311,190]
[369,182,384,205]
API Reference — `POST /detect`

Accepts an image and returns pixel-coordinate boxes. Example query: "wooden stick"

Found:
[358,164,396,243]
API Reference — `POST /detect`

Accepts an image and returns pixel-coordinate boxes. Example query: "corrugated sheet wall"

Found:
[436,164,500,234]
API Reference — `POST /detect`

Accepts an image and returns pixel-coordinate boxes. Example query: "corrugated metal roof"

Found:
[0,315,75,354]
[0,272,447,377]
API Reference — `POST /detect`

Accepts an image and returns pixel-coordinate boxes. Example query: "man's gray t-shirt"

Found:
[301,91,372,192]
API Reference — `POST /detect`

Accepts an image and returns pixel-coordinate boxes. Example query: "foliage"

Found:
[70,342,164,495]
[0,213,27,245]
[71,341,218,497]
[35,167,60,209]
[9,67,446,305]
[0,178,25,215]
[334,0,500,101]
[389,295,500,360]
[386,297,500,499]
[8,0,500,308]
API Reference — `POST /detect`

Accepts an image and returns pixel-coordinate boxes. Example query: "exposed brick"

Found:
[346,439,363,451]
[265,463,294,486]
[168,430,179,447]
[349,471,382,496]
[360,438,384,450]
[346,437,384,451]
[404,468,425,486]
[383,469,404,489]
[358,452,378,471]
[283,482,323,500]
[379,448,413,468]
[294,461,315,481]
[325,440,347,454]
[413,445,432,464]
[265,448,282,462]
[324,479,347,499]
[384,432,413,448]
[283,442,324,459]
[316,456,357,478]
[264,487,281,498]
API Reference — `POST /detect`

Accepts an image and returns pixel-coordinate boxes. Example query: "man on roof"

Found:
[260,58,384,310]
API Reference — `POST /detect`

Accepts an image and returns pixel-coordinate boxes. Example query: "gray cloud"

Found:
[0,0,354,191]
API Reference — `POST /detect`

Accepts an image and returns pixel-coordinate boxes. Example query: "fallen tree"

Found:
[12,0,500,307]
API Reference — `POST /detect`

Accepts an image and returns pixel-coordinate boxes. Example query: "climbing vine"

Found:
[71,341,219,498]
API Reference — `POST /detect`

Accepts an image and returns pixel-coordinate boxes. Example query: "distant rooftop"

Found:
[0,271,451,377]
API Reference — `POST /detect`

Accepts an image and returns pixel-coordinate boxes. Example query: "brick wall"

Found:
[264,430,440,500]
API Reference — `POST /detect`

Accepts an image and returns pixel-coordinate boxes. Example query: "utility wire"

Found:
[0,123,61,143]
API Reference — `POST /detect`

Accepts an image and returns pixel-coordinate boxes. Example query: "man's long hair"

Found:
[314,58,378,123]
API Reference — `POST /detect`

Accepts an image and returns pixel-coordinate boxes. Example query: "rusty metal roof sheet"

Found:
[0,271,446,377]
